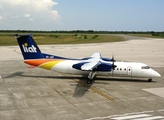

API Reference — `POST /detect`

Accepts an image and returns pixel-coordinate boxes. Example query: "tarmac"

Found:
[0,36,164,120]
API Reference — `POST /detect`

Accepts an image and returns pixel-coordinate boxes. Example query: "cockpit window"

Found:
[141,66,150,69]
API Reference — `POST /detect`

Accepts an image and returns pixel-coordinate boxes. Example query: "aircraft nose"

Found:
[155,72,161,77]
[152,70,161,77]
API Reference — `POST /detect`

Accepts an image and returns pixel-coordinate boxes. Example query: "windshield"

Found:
[141,66,150,69]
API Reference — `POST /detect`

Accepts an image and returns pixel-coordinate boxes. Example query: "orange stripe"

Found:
[24,59,62,67]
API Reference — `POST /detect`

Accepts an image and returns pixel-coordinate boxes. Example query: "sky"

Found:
[0,0,163,31]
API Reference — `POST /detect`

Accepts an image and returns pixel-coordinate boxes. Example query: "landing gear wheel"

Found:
[87,79,93,84]
[148,78,152,82]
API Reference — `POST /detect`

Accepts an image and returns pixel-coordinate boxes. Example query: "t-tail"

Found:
[14,34,44,60]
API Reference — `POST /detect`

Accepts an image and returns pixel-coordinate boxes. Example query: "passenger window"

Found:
[117,68,119,70]
[129,69,131,71]
[124,68,126,71]
[120,68,122,70]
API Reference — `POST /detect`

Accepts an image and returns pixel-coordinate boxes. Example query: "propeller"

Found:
[111,54,117,75]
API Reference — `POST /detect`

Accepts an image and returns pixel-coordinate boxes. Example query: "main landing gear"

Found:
[87,79,93,84]
[148,78,152,82]
[87,71,97,84]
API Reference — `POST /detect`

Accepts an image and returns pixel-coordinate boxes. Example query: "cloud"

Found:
[0,0,61,30]
[11,16,19,19]
[29,18,34,21]
[0,5,3,9]
[24,14,31,18]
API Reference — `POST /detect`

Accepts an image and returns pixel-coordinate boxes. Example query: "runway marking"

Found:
[110,114,152,120]
[158,109,164,112]
[0,75,2,79]
[86,110,164,120]
[74,79,115,102]
[142,110,154,113]
[60,73,115,102]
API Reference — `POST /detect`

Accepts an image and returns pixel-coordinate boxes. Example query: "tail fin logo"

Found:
[22,43,37,53]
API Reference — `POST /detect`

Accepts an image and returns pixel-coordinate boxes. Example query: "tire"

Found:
[87,79,92,84]
[148,79,152,82]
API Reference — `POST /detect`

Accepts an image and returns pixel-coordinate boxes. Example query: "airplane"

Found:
[14,34,161,84]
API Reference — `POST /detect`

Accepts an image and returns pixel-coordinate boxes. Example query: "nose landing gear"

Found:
[148,78,152,82]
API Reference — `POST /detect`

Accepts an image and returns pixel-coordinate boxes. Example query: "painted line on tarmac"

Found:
[158,109,164,112]
[86,109,164,120]
[141,110,154,113]
[60,73,115,102]
[74,80,115,102]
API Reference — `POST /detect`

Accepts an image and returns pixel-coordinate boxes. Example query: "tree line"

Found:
[0,30,164,37]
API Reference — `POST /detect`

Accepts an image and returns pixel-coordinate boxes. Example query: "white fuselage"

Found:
[48,59,161,78]
[16,34,161,81]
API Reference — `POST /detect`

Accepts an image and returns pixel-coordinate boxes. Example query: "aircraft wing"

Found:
[81,53,102,70]
[73,53,102,71]
[90,52,102,58]
[81,61,101,71]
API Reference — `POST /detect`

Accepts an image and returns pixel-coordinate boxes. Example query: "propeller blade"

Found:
[111,54,117,75]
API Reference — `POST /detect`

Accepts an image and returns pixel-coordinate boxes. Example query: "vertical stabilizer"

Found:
[15,34,44,59]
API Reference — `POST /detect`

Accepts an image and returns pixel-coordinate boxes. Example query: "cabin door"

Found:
[127,66,132,76]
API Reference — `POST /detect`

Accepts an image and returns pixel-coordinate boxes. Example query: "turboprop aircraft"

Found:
[14,34,161,84]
